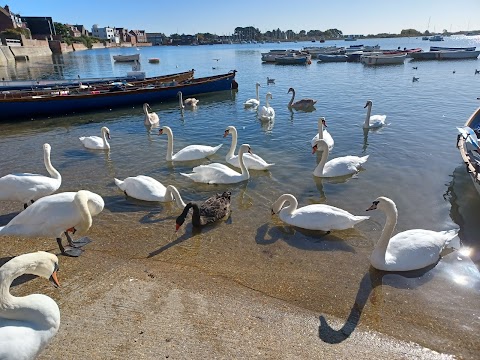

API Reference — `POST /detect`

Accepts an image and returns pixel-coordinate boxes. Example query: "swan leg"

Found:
[56,237,83,257]
[65,231,92,248]
[23,203,28,209]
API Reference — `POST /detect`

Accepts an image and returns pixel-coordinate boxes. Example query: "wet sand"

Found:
[2,195,478,360]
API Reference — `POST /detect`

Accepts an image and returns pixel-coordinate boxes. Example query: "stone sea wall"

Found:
[0,45,14,66]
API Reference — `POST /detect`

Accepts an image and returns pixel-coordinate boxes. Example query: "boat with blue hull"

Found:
[0,71,237,120]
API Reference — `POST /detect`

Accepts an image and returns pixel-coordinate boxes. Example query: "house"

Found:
[129,29,147,43]
[66,24,81,38]
[22,16,56,40]
[0,4,28,32]
[73,24,89,37]
[92,24,115,40]
[146,32,165,46]
[115,27,134,44]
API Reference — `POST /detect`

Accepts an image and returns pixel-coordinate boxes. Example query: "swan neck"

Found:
[226,128,238,159]
[288,90,294,107]
[275,194,298,215]
[265,94,270,108]
[44,148,61,180]
[255,84,259,101]
[102,128,109,147]
[318,120,324,140]
[73,191,93,235]
[165,128,174,161]
[238,147,250,179]
[178,92,184,108]
[365,103,372,126]
[313,142,329,176]
[376,203,398,256]
[191,203,202,227]
[167,186,186,208]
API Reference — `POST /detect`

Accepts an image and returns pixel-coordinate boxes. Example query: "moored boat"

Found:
[113,54,140,62]
[430,46,477,51]
[0,69,193,91]
[411,50,480,60]
[0,70,237,120]
[456,107,480,196]
[275,53,311,65]
[429,35,444,41]
[316,54,348,62]
[361,53,407,65]
[148,58,160,63]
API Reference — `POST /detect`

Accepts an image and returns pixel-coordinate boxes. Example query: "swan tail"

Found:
[360,155,370,163]
[0,226,4,234]
[114,178,126,191]
[79,137,85,141]
[355,215,370,223]
[212,144,223,152]
[73,190,93,235]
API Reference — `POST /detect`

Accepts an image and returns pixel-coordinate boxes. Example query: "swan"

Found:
[0,251,61,360]
[181,144,251,184]
[178,91,199,109]
[175,191,231,231]
[258,92,275,121]
[79,126,111,150]
[363,100,386,129]
[271,193,369,232]
[0,190,104,257]
[143,103,159,126]
[114,176,185,207]
[310,117,334,151]
[366,196,459,271]
[244,82,261,108]
[159,126,222,161]
[224,126,274,170]
[312,139,369,178]
[287,87,316,111]
[0,143,61,209]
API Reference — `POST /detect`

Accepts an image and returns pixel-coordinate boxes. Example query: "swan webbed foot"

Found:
[63,246,84,257]
[69,236,92,248]
[23,203,28,209]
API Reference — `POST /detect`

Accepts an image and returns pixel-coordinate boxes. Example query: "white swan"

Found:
[143,103,159,126]
[310,117,334,151]
[0,143,61,209]
[181,144,251,184]
[287,87,316,111]
[0,251,60,360]
[312,139,369,178]
[79,126,111,150]
[244,82,261,108]
[0,190,104,257]
[178,91,199,109]
[271,193,369,232]
[363,100,386,129]
[366,196,459,271]
[159,126,222,161]
[224,126,274,170]
[259,92,275,121]
[114,176,186,207]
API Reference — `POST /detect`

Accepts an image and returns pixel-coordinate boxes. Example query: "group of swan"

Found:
[0,143,61,209]
[0,251,61,360]
[79,126,111,150]
[272,194,458,271]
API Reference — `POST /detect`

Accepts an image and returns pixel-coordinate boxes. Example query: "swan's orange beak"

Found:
[175,223,181,232]
[66,227,76,234]
[158,129,164,135]
[50,271,60,288]
[223,130,229,138]
[312,145,317,154]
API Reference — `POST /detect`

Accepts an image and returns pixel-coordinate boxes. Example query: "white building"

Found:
[91,24,115,40]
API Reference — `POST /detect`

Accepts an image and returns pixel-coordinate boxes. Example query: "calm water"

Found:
[1,36,480,358]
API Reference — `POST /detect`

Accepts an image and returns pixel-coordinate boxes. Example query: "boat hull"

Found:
[361,54,406,65]
[411,51,480,60]
[0,71,236,120]
[316,54,348,62]
[457,107,480,197]
[113,54,140,62]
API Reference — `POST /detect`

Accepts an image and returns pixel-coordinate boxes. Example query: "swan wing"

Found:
[118,176,167,201]
[173,144,222,161]
[0,320,53,360]
[259,106,275,120]
[227,153,273,170]
[244,99,260,108]
[311,131,334,150]
[79,136,106,149]
[373,229,458,271]
[0,173,60,203]
[200,193,231,222]
[181,163,243,184]
[0,192,80,238]
[369,115,387,128]
[280,204,368,231]
[323,155,369,177]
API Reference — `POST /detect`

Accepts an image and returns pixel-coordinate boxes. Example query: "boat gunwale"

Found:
[457,107,480,185]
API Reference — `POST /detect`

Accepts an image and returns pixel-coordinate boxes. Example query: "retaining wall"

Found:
[0,46,14,66]
[10,46,52,57]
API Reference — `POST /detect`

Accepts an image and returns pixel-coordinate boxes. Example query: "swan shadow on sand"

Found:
[147,215,232,258]
[255,223,356,253]
[318,262,441,344]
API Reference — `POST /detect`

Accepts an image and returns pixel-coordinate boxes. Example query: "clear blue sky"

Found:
[8,0,480,35]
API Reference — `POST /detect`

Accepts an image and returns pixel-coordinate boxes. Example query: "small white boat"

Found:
[361,53,407,65]
[113,54,140,62]
[429,35,444,41]
[456,107,480,196]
